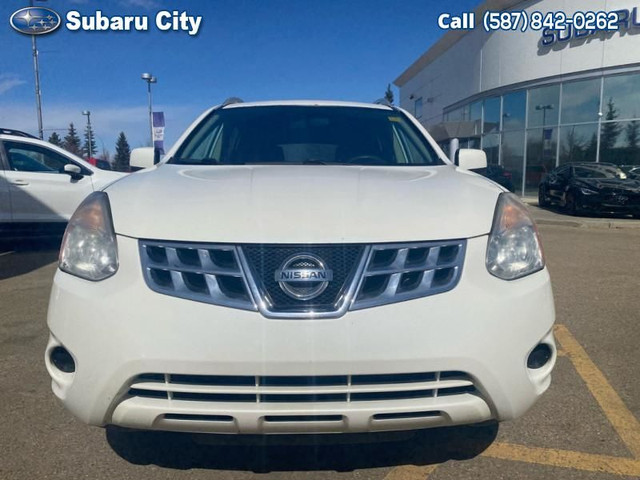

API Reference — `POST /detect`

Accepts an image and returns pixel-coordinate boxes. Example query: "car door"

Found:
[1,139,95,222]
[0,152,11,222]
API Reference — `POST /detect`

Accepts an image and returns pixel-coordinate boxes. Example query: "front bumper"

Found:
[577,193,640,214]
[46,234,556,434]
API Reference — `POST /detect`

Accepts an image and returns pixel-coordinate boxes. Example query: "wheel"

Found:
[564,192,578,216]
[538,186,550,208]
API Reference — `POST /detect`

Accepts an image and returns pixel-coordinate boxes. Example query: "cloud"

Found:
[0,75,26,96]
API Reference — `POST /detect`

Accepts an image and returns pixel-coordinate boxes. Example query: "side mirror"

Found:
[455,149,487,171]
[130,147,156,171]
[63,163,83,179]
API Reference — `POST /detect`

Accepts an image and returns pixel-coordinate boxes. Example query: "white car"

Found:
[0,130,125,233]
[46,100,556,436]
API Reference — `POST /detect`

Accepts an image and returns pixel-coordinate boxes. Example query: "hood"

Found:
[576,178,640,193]
[105,165,502,243]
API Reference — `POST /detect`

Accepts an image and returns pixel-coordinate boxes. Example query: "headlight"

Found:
[486,193,544,280]
[579,187,598,195]
[59,192,118,281]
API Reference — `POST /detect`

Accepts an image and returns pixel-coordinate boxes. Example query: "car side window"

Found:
[4,141,73,174]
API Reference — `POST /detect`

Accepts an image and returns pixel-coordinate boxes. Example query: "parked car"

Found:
[472,164,515,192]
[538,163,640,217]
[0,130,126,235]
[46,100,555,437]
[86,157,113,171]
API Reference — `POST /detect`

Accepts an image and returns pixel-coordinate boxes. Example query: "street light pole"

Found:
[535,104,555,127]
[141,73,157,146]
[82,110,92,159]
[30,0,44,139]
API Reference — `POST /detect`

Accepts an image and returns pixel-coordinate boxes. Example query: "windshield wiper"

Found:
[172,158,219,165]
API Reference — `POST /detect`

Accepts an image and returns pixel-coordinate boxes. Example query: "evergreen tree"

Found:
[48,132,62,147]
[600,98,622,163]
[626,120,639,150]
[625,120,640,164]
[63,123,82,156]
[114,132,131,172]
[83,125,98,159]
[384,84,394,105]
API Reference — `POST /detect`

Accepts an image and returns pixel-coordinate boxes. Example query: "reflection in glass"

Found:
[482,134,500,165]
[448,108,463,122]
[561,79,601,124]
[501,130,525,194]
[470,101,482,136]
[483,97,500,133]
[525,128,557,194]
[502,91,526,131]
[559,124,598,164]
[528,85,560,127]
[603,73,640,121]
[600,120,640,165]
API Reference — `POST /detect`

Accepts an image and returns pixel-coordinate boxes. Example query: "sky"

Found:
[0,0,479,155]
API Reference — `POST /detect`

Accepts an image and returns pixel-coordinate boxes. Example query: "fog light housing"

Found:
[50,346,76,373]
[527,343,552,369]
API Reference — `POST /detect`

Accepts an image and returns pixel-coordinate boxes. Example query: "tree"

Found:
[83,125,98,159]
[600,98,622,163]
[62,123,82,156]
[48,132,62,147]
[384,84,394,105]
[114,132,131,172]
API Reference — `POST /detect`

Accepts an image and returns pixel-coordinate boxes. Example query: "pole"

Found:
[87,113,92,159]
[147,82,153,146]
[31,13,44,139]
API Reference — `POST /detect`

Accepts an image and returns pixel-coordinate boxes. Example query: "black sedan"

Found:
[538,163,640,218]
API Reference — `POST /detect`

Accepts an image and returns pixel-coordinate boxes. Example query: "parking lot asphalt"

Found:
[1,224,639,480]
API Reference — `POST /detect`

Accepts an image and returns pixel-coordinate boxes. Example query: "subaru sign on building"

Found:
[394,0,640,196]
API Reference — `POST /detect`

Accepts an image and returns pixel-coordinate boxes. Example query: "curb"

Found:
[520,198,640,230]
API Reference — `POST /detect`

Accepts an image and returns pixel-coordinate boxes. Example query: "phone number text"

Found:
[482,10,620,32]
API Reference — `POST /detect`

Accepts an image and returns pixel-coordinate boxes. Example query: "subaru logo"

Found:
[275,253,333,301]
[10,7,61,35]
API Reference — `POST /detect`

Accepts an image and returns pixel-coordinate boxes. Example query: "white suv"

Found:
[46,100,556,436]
[0,130,124,234]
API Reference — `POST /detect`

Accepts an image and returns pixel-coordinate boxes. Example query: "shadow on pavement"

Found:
[0,234,62,280]
[106,423,498,473]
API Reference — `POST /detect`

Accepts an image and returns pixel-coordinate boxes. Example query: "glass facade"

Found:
[442,70,640,195]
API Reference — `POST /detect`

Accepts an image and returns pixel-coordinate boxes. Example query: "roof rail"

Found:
[373,98,393,107]
[0,128,38,139]
[222,97,244,107]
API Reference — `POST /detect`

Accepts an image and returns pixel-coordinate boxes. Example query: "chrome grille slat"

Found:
[139,241,256,310]
[127,371,477,403]
[352,240,466,310]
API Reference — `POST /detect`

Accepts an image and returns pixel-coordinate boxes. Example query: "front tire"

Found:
[564,191,578,216]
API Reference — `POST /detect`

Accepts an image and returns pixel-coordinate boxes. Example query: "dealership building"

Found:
[394,0,640,195]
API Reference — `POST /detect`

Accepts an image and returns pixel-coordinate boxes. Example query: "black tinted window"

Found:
[172,106,443,166]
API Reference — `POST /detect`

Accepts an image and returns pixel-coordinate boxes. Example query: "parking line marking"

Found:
[483,442,640,476]
[383,464,438,480]
[554,324,640,458]
[0,251,14,257]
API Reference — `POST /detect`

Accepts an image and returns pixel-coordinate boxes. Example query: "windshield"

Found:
[171,106,444,166]
[573,165,628,180]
